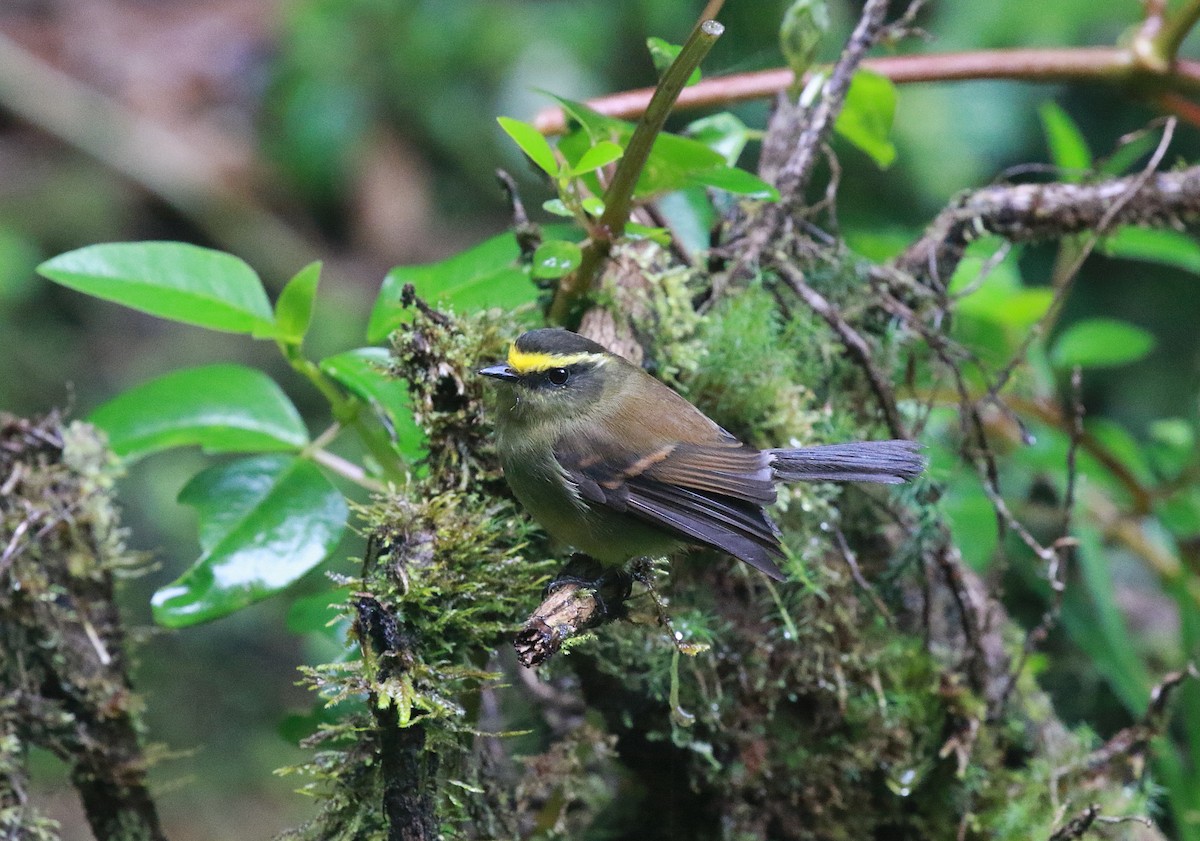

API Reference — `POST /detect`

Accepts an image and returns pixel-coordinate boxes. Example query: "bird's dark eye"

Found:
[547,367,569,385]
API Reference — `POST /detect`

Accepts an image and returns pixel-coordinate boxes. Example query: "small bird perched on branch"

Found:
[480,328,924,581]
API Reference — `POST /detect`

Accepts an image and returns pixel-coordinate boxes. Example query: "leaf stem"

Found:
[548,19,724,323]
[280,342,407,484]
[309,447,387,493]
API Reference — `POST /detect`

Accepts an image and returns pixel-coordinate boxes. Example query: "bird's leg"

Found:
[514,554,633,668]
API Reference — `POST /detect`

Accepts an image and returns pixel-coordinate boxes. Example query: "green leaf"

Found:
[686,113,751,166]
[543,95,775,201]
[569,141,624,176]
[637,132,726,197]
[689,165,781,200]
[1148,418,1195,479]
[1051,318,1156,369]
[38,242,275,335]
[1059,526,1153,714]
[319,348,424,460]
[646,37,701,85]
[545,94,619,143]
[657,188,717,256]
[89,364,308,461]
[625,223,672,246]
[531,240,582,279]
[1098,131,1159,176]
[833,70,897,168]
[1084,418,1155,486]
[581,197,605,217]
[780,0,830,77]
[152,455,348,627]
[542,199,574,217]
[368,233,535,343]
[1158,489,1200,538]
[275,261,321,344]
[1101,226,1200,275]
[497,116,559,178]
[1039,101,1091,180]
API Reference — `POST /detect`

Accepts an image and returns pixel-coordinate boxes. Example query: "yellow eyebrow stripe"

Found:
[507,346,603,374]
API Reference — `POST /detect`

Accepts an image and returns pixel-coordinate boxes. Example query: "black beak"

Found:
[479,364,520,383]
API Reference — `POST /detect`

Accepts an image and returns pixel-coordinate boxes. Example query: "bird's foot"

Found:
[545,553,632,620]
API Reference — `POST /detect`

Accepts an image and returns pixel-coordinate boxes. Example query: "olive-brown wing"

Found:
[554,434,787,580]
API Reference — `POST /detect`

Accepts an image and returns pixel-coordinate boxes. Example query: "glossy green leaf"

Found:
[948,241,1051,329]
[275,261,321,344]
[368,233,535,343]
[1101,226,1200,275]
[1051,318,1156,369]
[1084,418,1155,485]
[497,116,558,177]
[38,241,275,335]
[319,347,424,460]
[833,70,897,169]
[686,113,751,166]
[1039,101,1091,180]
[152,455,348,627]
[569,141,623,176]
[646,37,701,85]
[531,240,582,279]
[89,364,308,461]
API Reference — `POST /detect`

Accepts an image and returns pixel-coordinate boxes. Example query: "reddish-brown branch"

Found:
[533,48,1200,135]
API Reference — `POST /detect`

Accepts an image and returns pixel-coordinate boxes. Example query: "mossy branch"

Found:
[0,413,165,841]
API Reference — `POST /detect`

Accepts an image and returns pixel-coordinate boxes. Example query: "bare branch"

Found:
[894,160,1200,285]
[533,48,1200,135]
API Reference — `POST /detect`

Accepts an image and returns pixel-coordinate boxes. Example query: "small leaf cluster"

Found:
[35,232,545,630]
[498,83,778,282]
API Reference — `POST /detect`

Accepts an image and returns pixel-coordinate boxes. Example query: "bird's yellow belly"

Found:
[502,453,680,566]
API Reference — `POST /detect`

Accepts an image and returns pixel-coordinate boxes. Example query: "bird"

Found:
[479,328,924,581]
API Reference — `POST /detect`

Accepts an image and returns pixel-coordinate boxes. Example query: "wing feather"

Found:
[553,431,786,580]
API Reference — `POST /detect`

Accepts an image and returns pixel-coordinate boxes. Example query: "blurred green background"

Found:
[3,0,1200,838]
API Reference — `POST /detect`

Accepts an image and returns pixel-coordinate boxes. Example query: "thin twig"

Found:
[996,367,1085,714]
[532,48,1200,135]
[832,526,893,621]
[768,0,892,205]
[775,262,906,438]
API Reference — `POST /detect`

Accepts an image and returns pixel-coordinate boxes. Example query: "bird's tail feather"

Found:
[769,440,925,485]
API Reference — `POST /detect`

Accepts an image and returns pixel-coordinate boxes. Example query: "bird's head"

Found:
[479,328,616,428]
